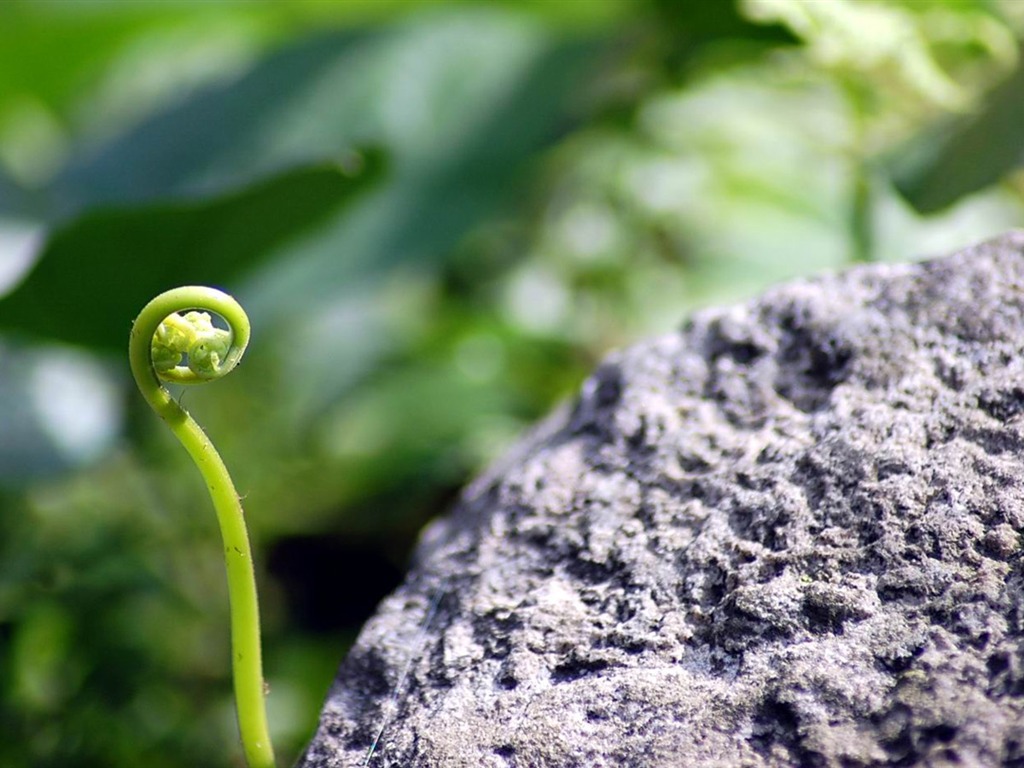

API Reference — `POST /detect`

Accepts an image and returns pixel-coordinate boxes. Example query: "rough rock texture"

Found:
[298,233,1024,768]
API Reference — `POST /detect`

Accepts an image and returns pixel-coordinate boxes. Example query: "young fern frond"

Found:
[129,286,275,768]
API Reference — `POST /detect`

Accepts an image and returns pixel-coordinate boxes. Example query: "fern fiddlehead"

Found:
[129,286,274,768]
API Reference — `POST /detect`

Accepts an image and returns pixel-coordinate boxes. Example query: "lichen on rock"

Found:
[299,232,1024,767]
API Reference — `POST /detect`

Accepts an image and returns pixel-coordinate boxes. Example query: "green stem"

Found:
[129,286,275,768]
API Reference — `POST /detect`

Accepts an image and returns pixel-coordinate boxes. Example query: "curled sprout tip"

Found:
[131,286,250,391]
[129,286,274,768]
[153,310,233,380]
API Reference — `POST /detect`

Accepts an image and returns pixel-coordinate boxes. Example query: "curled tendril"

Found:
[130,286,274,768]
[131,285,250,391]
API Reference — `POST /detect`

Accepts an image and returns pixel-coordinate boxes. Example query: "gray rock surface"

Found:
[298,233,1024,767]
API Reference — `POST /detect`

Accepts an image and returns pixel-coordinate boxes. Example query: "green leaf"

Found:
[0,152,385,350]
[47,28,384,215]
[0,2,186,125]
[241,12,605,311]
[888,58,1024,214]
[234,19,606,419]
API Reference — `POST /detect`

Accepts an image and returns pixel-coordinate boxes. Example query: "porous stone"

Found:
[298,233,1024,767]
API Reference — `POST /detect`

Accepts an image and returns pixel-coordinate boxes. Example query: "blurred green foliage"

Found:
[1,0,1024,765]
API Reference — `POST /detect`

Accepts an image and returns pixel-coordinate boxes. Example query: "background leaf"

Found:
[46,29,381,215]
[889,55,1024,214]
[0,154,385,350]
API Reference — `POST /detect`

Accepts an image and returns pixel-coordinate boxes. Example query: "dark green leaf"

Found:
[46,28,381,215]
[888,56,1024,214]
[0,152,385,349]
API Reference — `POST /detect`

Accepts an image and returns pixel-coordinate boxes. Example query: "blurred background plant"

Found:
[1,0,1023,765]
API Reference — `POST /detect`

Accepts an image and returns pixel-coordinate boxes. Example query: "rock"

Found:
[297,233,1024,767]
